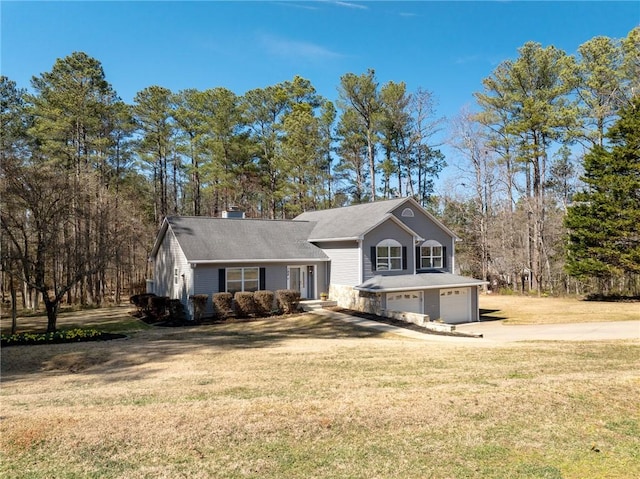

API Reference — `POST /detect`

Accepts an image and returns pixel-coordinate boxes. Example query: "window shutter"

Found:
[402,247,407,270]
[415,246,421,269]
[218,268,226,292]
[442,247,447,269]
[259,267,266,290]
[370,246,377,271]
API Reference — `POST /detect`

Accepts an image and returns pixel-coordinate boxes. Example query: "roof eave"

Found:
[355,281,489,293]
[189,258,330,264]
[149,218,170,259]
[396,197,461,240]
[307,236,362,242]
[360,213,422,240]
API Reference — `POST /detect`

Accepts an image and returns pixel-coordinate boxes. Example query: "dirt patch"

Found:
[42,351,112,373]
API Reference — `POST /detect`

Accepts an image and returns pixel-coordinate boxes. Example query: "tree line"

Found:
[444,28,639,296]
[1,27,638,330]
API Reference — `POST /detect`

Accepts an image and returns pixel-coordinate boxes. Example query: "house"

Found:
[148,197,487,324]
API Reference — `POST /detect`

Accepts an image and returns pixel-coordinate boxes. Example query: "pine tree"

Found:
[565,96,640,294]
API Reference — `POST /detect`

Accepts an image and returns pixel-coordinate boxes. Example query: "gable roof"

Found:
[294,197,455,241]
[151,216,328,263]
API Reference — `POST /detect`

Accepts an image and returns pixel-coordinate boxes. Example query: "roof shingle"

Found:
[165,216,328,262]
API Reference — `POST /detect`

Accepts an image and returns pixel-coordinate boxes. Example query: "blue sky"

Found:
[2,1,639,183]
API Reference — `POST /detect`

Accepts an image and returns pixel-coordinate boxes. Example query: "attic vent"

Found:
[222,207,245,219]
[401,207,414,217]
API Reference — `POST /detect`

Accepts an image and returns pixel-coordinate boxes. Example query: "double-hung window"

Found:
[226,267,259,295]
[376,239,403,271]
[420,240,443,269]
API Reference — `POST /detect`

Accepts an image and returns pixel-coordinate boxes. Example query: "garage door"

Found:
[440,288,471,323]
[386,291,423,314]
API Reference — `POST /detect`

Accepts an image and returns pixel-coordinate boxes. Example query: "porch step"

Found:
[300,300,338,312]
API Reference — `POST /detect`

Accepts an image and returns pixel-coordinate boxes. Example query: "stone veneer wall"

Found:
[329,284,455,332]
[329,284,383,315]
[380,309,430,327]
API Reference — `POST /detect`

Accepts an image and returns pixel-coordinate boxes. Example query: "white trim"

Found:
[361,213,424,242]
[357,239,363,284]
[355,282,487,293]
[287,265,309,299]
[190,258,329,264]
[308,236,361,242]
[391,197,460,240]
[401,207,414,217]
[376,239,403,271]
[312,264,318,299]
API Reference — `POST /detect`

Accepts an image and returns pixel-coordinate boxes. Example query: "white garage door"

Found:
[386,291,423,314]
[440,288,471,323]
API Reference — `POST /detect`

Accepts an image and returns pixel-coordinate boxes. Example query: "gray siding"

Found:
[192,261,326,317]
[471,286,479,321]
[391,205,456,273]
[152,228,192,301]
[363,221,415,281]
[423,289,441,320]
[314,240,360,286]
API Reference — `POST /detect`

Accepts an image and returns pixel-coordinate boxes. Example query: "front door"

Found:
[288,266,308,299]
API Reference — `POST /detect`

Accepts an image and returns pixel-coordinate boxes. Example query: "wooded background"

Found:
[1,27,638,326]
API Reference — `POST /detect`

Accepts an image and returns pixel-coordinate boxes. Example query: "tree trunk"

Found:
[10,276,17,335]
[44,295,59,333]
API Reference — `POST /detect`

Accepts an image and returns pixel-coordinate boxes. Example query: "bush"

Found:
[130,293,156,315]
[234,292,256,318]
[276,289,301,314]
[189,294,208,322]
[213,292,233,319]
[147,296,169,321]
[254,290,275,316]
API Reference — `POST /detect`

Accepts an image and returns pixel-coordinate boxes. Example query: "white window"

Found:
[376,239,402,271]
[420,240,443,269]
[174,268,179,284]
[226,267,259,295]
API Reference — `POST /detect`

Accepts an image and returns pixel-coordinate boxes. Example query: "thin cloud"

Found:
[333,1,368,10]
[259,33,344,61]
[274,2,320,11]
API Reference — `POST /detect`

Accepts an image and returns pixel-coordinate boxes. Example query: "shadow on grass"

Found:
[0,313,385,384]
[479,308,507,322]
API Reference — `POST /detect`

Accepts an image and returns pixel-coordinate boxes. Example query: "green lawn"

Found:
[1,308,638,478]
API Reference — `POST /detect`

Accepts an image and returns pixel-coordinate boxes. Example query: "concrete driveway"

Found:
[455,319,640,343]
[313,309,640,344]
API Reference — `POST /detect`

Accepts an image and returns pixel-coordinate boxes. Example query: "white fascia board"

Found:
[400,197,460,240]
[361,214,423,240]
[190,258,330,265]
[149,218,170,259]
[307,237,361,242]
[355,281,489,293]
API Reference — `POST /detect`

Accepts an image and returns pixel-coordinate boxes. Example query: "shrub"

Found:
[168,299,187,323]
[276,289,301,314]
[213,292,233,319]
[130,293,156,315]
[254,290,275,316]
[189,294,208,322]
[234,292,256,318]
[147,296,169,321]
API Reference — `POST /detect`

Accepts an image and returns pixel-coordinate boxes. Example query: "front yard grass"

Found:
[480,294,640,324]
[1,311,638,478]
